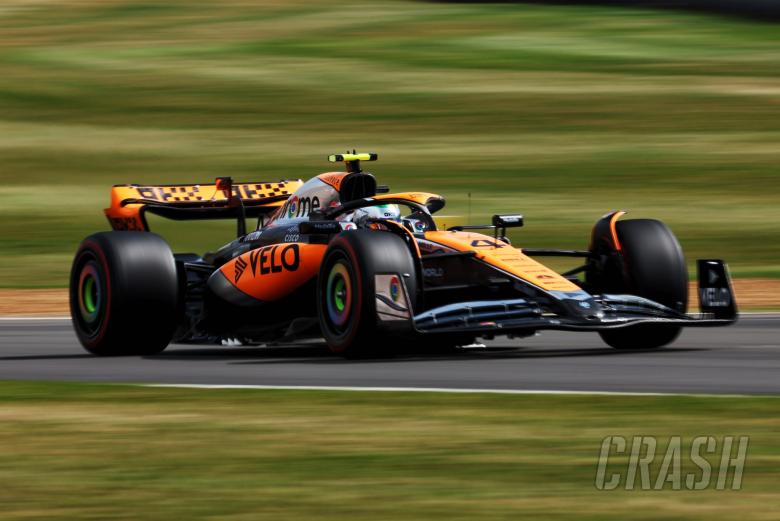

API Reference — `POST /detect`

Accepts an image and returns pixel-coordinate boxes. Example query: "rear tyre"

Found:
[69,232,179,355]
[317,231,417,358]
[594,219,688,350]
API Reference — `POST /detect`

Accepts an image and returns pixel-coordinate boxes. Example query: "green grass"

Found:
[0,381,778,520]
[1,1,779,286]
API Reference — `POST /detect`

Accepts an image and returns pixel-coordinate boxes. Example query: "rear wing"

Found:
[105,178,303,232]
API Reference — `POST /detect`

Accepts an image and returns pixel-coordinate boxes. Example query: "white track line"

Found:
[143,384,773,398]
[2,313,779,321]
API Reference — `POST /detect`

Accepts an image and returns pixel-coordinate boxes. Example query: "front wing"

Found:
[380,259,737,336]
[412,298,734,335]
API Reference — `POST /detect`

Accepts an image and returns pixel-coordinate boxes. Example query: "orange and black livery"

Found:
[70,152,737,358]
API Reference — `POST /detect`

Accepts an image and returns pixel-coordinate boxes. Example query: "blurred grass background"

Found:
[1,382,778,520]
[1,0,779,287]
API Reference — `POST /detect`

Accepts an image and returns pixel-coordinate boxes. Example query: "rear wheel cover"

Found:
[325,260,353,331]
[71,248,111,344]
[77,260,103,330]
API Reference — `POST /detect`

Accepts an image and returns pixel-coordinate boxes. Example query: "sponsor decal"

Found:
[234,256,248,283]
[245,230,262,241]
[389,276,401,303]
[376,204,396,218]
[282,195,320,219]
[301,221,342,234]
[417,239,450,252]
[375,274,410,321]
[235,244,300,283]
[700,287,731,308]
[319,173,345,190]
[417,240,447,255]
[286,196,298,219]
[423,267,444,278]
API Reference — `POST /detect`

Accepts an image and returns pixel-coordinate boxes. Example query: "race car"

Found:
[70,152,737,357]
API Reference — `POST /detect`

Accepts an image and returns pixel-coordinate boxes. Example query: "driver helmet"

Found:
[351,204,401,225]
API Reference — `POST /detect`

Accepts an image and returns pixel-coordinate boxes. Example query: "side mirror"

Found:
[492,214,523,228]
[492,214,523,245]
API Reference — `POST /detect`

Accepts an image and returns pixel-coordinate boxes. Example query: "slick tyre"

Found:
[70,232,179,355]
[597,219,688,350]
[317,230,417,358]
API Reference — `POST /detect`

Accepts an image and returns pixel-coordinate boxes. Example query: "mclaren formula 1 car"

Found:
[70,153,737,357]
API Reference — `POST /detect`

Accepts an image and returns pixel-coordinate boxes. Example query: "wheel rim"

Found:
[326,261,352,330]
[77,261,102,329]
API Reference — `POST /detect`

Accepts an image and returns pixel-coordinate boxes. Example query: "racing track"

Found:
[0,316,778,395]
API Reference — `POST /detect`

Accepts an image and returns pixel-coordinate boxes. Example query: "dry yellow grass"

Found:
[0,382,777,520]
[0,289,69,316]
[688,278,780,310]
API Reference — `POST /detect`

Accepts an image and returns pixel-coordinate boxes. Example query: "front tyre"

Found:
[317,231,417,358]
[594,219,688,350]
[70,232,179,355]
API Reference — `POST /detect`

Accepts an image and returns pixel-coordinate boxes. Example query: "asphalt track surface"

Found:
[0,316,778,395]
